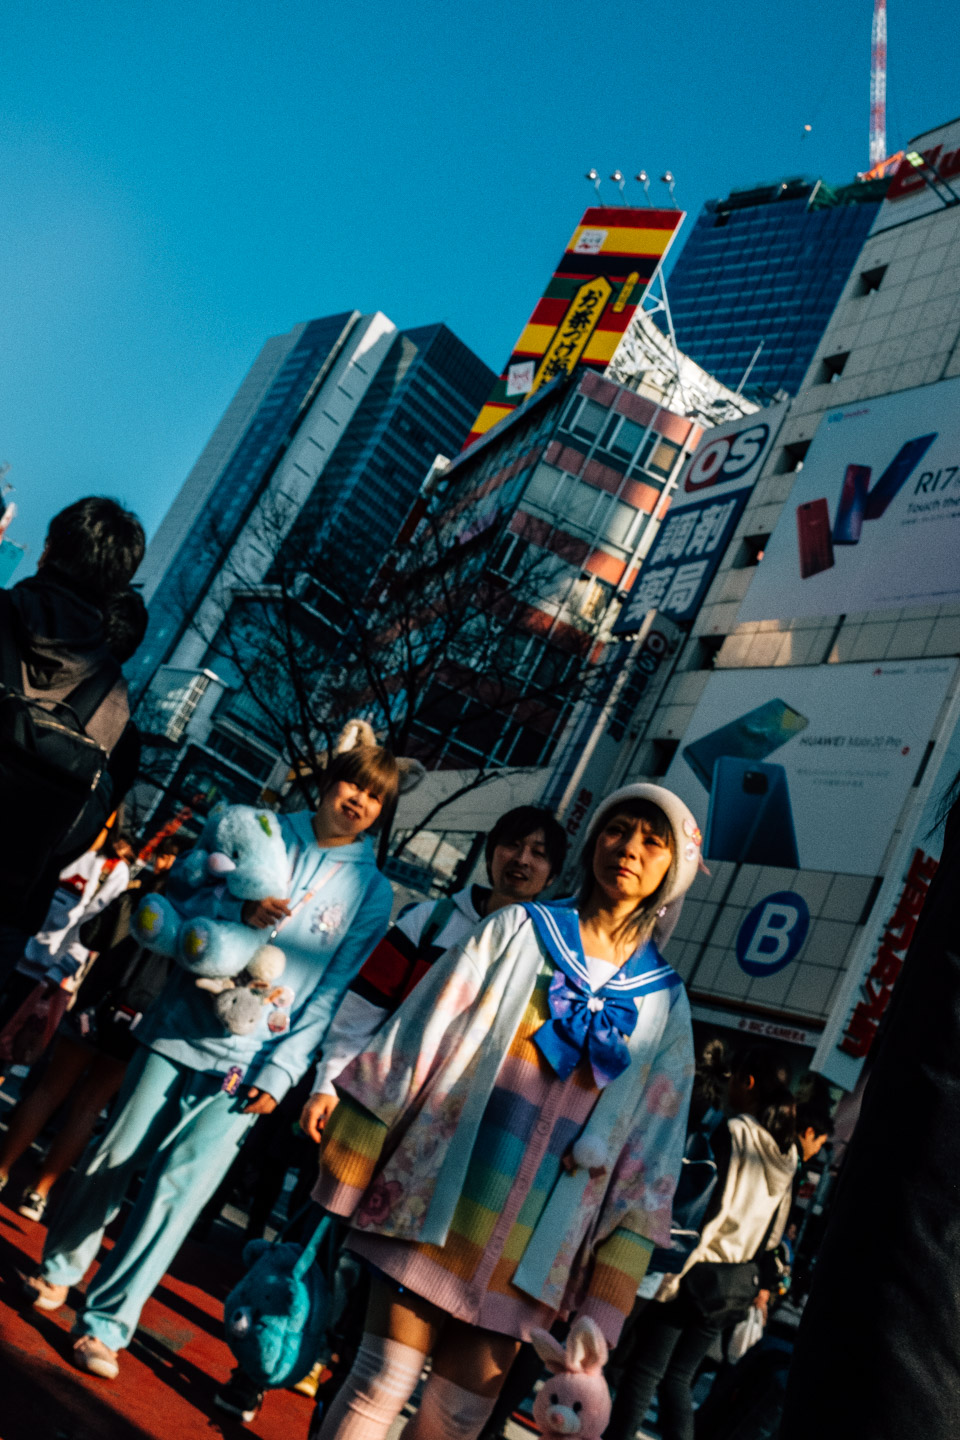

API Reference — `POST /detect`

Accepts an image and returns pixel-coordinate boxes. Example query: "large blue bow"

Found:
[524,901,682,1089]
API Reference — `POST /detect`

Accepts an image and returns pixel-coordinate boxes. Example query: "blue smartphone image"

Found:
[833,464,871,544]
[862,433,937,520]
[704,759,800,868]
[682,699,809,791]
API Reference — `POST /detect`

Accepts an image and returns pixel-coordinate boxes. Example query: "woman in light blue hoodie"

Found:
[20,742,398,1381]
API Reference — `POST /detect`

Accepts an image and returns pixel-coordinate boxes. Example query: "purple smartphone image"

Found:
[833,464,871,544]
[862,433,938,519]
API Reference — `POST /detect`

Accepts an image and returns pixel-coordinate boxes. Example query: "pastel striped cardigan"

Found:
[314,904,695,1334]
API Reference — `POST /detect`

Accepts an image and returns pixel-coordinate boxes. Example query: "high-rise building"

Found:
[133,310,493,815]
[404,353,749,774]
[662,175,887,399]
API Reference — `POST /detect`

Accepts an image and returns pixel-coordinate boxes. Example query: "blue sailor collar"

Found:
[523,901,682,1087]
[523,900,681,997]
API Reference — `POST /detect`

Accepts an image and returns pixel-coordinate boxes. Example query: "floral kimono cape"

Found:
[323,902,695,1315]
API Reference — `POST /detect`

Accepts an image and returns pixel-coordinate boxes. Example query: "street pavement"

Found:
[0,1191,317,1440]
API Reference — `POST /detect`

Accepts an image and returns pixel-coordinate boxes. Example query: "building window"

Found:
[570,399,610,442]
[577,575,615,622]
[204,729,278,782]
[638,434,682,479]
[600,415,646,465]
[818,352,849,384]
[857,265,887,295]
[779,439,811,473]
[732,533,770,568]
[489,532,530,579]
[695,635,724,670]
[649,738,679,775]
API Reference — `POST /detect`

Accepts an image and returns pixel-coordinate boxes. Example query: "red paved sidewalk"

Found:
[0,1197,315,1440]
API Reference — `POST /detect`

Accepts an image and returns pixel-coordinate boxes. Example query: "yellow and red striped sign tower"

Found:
[464,206,683,449]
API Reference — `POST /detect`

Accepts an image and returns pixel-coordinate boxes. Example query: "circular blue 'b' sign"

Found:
[736,891,810,978]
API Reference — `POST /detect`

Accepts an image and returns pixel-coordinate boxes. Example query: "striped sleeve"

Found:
[578,1230,655,1343]
[311,1096,388,1217]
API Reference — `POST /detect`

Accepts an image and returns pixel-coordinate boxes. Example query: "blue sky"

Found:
[2,0,958,571]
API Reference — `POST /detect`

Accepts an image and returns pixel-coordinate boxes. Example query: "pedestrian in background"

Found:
[19,742,398,1382]
[0,496,146,985]
[605,1046,797,1440]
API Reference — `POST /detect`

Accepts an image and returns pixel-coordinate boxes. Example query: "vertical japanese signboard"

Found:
[464,206,683,449]
[613,410,784,635]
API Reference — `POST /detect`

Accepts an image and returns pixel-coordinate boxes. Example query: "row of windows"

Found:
[560,396,682,481]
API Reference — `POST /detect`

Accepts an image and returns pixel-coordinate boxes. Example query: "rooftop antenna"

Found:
[735,340,765,398]
[869,0,887,169]
[660,171,679,209]
[610,170,627,204]
[634,170,652,205]
[585,169,603,201]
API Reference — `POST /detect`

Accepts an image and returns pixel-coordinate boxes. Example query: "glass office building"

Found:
[662,177,887,398]
[133,315,492,695]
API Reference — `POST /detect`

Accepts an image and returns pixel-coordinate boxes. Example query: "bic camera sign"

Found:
[736,891,810,978]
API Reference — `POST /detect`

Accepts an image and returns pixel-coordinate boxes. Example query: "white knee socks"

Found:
[316,1332,426,1440]
[400,1372,497,1440]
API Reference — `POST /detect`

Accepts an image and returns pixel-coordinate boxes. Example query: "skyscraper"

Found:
[662,176,887,399]
[133,310,493,815]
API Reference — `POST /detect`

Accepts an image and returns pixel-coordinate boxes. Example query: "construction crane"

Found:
[869,0,887,169]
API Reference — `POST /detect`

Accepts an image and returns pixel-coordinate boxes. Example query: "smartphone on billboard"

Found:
[682,698,809,791]
[797,498,834,578]
[862,433,937,519]
[704,759,800,868]
[832,464,871,544]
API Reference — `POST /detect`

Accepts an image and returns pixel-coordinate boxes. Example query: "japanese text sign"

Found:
[614,488,750,632]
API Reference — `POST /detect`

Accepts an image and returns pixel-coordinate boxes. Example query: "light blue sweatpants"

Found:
[41,1045,256,1351]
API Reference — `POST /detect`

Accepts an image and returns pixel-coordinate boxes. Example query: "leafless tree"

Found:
[147,467,614,860]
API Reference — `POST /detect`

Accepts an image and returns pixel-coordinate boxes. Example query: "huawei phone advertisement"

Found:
[738,375,960,623]
[662,660,956,876]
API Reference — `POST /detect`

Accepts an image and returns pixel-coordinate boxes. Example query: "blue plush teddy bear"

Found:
[132,805,293,1034]
[223,1218,332,1388]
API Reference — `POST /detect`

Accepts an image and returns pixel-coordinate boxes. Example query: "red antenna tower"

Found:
[870,0,887,168]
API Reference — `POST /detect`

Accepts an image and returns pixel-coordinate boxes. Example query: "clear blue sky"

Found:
[2,0,958,571]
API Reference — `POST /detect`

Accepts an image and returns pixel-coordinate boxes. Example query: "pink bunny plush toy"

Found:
[530,1316,612,1439]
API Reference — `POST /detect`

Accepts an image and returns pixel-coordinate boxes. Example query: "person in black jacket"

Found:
[782,783,960,1440]
[0,497,146,981]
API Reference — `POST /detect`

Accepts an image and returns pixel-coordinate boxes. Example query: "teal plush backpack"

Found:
[223,1207,334,1388]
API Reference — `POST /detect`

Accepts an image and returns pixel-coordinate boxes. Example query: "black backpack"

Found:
[0,596,120,891]
[651,1111,725,1274]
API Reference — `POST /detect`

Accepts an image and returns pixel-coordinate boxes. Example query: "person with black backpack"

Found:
[604,1045,797,1440]
[0,496,146,983]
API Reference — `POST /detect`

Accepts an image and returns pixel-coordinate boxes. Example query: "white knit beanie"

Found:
[584,782,704,907]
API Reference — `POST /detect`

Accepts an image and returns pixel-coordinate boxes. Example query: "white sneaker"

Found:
[18,1189,47,1222]
[19,1272,69,1311]
[73,1334,120,1380]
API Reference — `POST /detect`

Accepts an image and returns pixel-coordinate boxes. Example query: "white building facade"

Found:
[593,116,960,1075]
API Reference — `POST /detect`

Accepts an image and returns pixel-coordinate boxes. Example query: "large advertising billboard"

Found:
[464,206,683,448]
[661,659,956,877]
[613,408,786,636]
[738,375,960,623]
